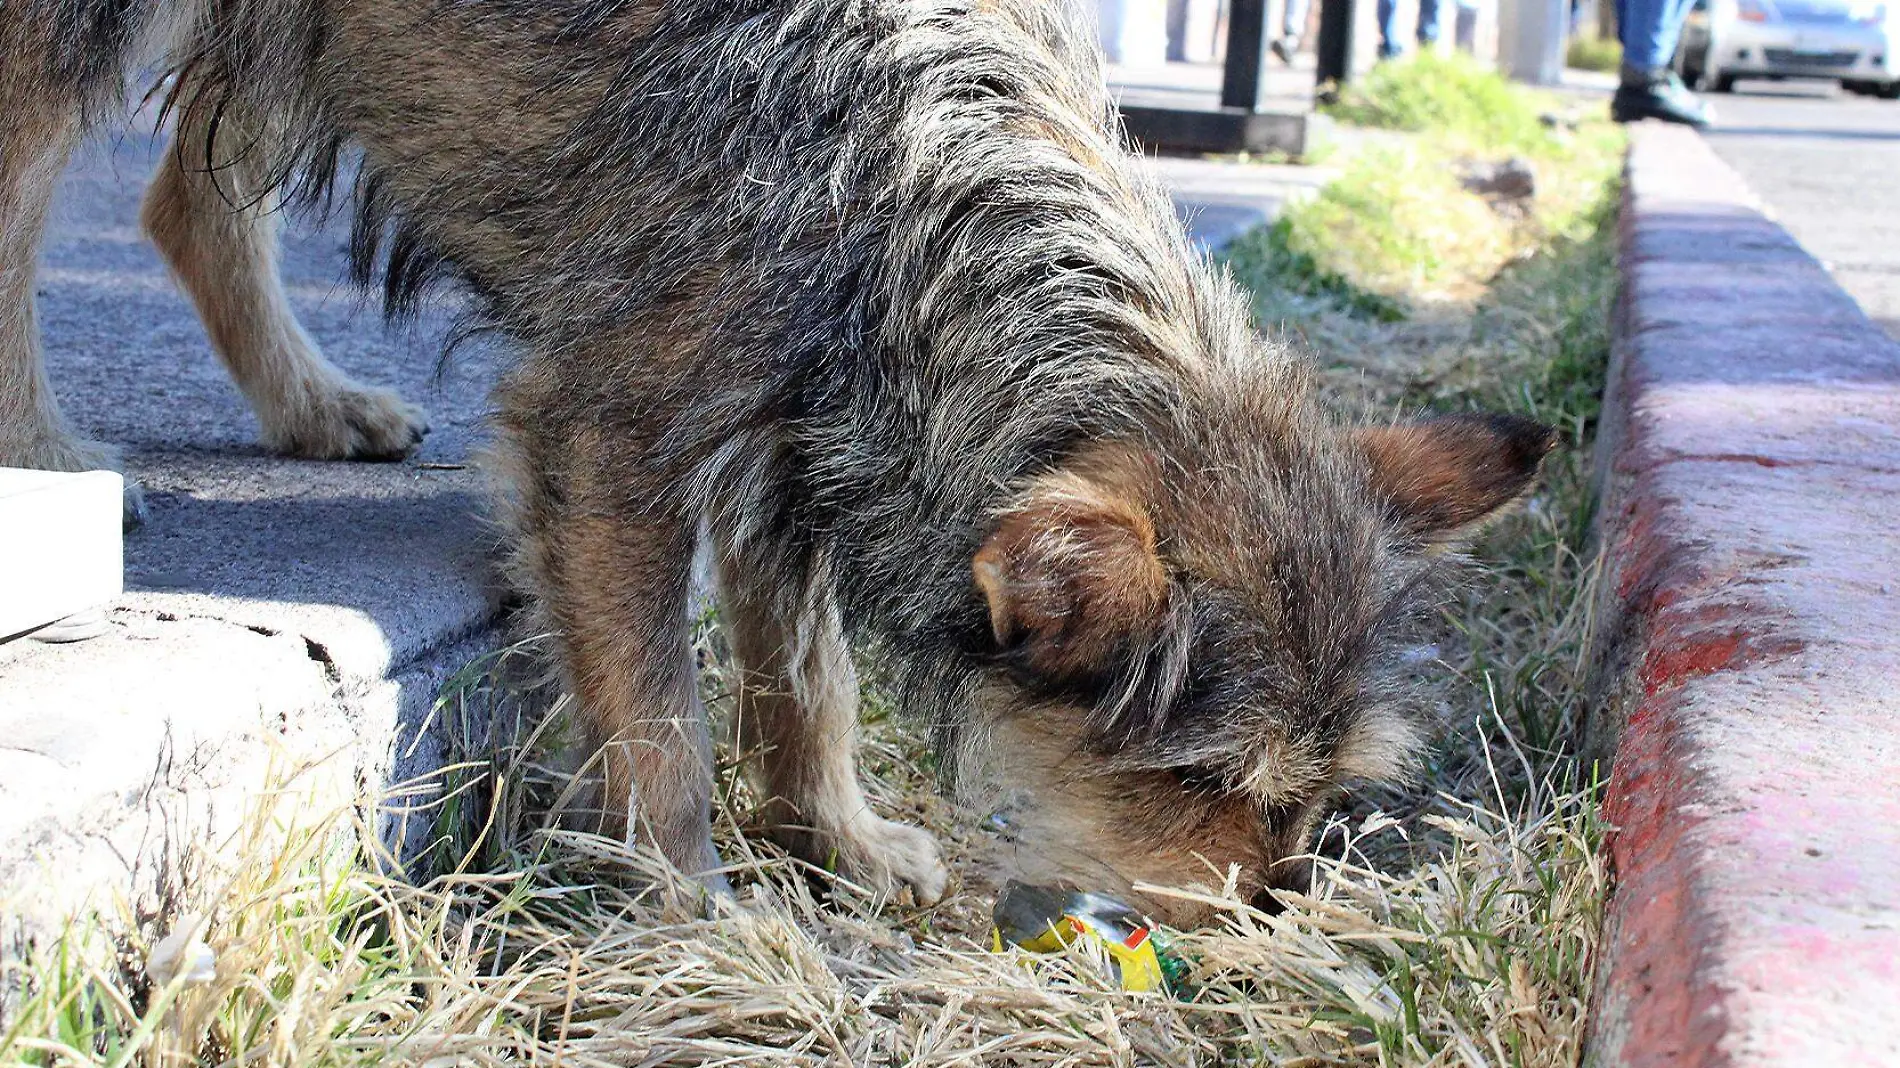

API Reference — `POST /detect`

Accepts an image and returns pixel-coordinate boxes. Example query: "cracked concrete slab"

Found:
[0,616,336,928]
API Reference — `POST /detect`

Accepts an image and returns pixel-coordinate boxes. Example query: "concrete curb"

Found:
[0,569,506,962]
[1585,124,1900,1065]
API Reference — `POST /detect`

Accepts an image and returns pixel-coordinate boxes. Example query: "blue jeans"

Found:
[1378,0,1442,57]
[1282,0,1312,37]
[1616,0,1698,71]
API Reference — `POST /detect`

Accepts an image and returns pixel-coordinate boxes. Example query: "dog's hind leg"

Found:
[0,88,147,523]
[712,533,949,905]
[141,104,428,461]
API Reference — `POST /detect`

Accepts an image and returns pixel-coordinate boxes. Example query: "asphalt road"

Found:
[1701,78,1900,338]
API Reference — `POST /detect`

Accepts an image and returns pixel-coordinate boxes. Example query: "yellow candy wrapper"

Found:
[989,881,1168,992]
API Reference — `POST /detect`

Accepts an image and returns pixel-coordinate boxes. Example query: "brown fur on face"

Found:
[981,702,1327,926]
[969,405,1551,920]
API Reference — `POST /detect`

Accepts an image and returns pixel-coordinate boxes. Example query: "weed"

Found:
[1323,52,1565,157]
[1222,217,1407,322]
[1279,139,1514,300]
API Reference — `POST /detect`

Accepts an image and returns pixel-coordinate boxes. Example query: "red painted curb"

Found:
[1585,126,1900,1066]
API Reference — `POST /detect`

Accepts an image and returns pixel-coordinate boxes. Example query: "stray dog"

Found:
[1,0,1553,920]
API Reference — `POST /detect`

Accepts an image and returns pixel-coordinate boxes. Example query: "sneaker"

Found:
[1612,68,1713,128]
[1270,35,1299,63]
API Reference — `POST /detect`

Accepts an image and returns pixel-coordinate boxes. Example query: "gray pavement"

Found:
[1701,80,1900,338]
[1108,54,1319,118]
[1153,154,1331,247]
[2,115,1310,950]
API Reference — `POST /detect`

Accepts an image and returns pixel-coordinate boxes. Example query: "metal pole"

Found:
[1220,0,1268,110]
[1501,0,1567,83]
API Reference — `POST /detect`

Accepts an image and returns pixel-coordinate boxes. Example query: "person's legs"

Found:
[1454,0,1479,51]
[1662,0,1700,60]
[1377,0,1401,56]
[1273,0,1312,60]
[1613,0,1711,124]
[1416,0,1442,46]
[1619,0,1687,68]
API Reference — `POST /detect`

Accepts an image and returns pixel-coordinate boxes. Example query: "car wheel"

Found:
[1675,46,1705,86]
[1880,81,1900,99]
[1712,72,1738,92]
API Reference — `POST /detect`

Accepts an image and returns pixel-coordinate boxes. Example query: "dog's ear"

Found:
[973,480,1167,680]
[1357,413,1557,541]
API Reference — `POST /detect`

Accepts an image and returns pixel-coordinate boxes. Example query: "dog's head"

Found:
[971,387,1554,925]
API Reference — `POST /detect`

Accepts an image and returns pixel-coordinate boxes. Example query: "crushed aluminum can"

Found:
[989,880,1181,992]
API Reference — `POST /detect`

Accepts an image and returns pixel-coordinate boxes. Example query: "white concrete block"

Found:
[0,468,123,641]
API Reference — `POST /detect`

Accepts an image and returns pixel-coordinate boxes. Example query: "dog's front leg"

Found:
[712,533,948,905]
[560,508,724,888]
[506,422,726,890]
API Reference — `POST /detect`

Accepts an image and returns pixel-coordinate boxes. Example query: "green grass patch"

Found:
[1281,140,1516,300]
[1221,217,1406,323]
[1275,58,1624,303]
[1567,33,1624,74]
[1323,51,1565,157]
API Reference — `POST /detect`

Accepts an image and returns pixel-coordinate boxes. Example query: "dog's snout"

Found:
[1249,886,1287,915]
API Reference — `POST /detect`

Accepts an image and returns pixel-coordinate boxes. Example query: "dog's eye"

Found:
[1172,766,1231,796]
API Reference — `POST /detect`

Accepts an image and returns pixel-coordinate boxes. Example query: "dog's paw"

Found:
[261,376,429,462]
[834,814,950,906]
[2,433,147,528]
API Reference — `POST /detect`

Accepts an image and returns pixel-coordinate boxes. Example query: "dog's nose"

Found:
[1249,886,1287,915]
[1251,852,1313,914]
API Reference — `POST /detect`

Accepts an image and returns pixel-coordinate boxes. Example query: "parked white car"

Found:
[1675,0,1900,97]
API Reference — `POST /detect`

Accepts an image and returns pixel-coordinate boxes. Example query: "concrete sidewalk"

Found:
[1585,124,1900,1066]
[1109,53,1332,243]
[0,123,1317,952]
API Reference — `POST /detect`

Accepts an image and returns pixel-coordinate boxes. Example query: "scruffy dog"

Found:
[2,0,1552,920]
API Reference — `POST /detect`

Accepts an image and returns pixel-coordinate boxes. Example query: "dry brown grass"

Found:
[2,686,1604,1067]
